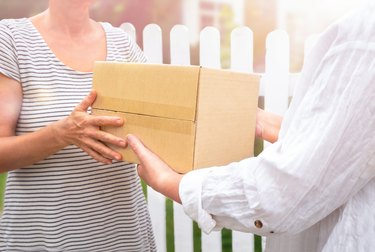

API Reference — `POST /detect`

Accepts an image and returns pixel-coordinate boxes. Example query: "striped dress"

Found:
[0,18,156,251]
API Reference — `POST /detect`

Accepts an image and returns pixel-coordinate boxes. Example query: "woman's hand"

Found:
[127,134,182,203]
[52,90,126,164]
[256,108,283,143]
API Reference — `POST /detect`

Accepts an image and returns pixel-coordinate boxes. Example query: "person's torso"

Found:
[0,18,156,252]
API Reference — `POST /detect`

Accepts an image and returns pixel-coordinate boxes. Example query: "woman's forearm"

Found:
[0,91,130,172]
[0,121,67,172]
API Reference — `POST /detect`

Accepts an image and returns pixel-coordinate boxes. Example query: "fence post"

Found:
[200,27,221,69]
[264,30,290,117]
[231,27,253,73]
[143,24,164,64]
[142,24,167,252]
[119,22,136,42]
[170,24,194,252]
[199,26,222,252]
[230,26,256,252]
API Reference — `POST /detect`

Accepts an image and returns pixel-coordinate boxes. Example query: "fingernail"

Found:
[127,134,133,142]
[119,140,126,147]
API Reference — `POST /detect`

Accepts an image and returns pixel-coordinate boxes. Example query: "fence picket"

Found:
[199,26,223,252]
[143,24,163,64]
[142,24,167,252]
[170,24,194,252]
[170,25,191,66]
[200,27,221,69]
[233,232,255,252]
[230,26,256,252]
[231,27,253,73]
[119,22,136,42]
[264,30,290,116]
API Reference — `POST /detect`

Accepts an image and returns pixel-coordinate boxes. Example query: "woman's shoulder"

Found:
[100,22,130,39]
[0,18,30,32]
[0,18,35,45]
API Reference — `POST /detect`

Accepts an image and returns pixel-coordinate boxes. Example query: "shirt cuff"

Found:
[179,168,219,234]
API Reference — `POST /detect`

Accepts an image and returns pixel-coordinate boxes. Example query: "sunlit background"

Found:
[0,0,368,248]
[0,0,367,71]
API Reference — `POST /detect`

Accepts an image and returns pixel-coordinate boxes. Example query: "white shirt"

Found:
[179,2,375,251]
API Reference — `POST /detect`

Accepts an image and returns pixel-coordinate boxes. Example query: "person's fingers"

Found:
[88,115,124,127]
[87,129,127,148]
[127,134,159,183]
[84,137,123,161]
[75,90,97,112]
[80,144,112,165]
[126,134,151,163]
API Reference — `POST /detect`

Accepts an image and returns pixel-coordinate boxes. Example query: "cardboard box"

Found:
[92,62,259,173]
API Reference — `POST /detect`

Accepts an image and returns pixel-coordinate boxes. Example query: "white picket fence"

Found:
[120,22,317,252]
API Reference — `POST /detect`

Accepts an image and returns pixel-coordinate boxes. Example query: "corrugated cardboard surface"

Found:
[193,68,259,168]
[92,62,200,121]
[92,109,196,172]
[92,62,259,173]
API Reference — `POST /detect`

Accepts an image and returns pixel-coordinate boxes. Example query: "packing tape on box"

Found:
[95,96,196,121]
[92,108,195,135]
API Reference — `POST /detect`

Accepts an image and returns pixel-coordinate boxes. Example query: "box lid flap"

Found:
[92,62,200,121]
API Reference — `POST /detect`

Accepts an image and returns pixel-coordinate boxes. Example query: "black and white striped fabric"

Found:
[0,18,156,251]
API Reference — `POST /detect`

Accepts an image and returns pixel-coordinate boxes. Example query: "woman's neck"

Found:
[43,0,94,38]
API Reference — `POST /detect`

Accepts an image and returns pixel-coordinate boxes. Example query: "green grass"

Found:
[0,173,6,213]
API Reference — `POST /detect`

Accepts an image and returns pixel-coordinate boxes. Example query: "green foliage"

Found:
[222,228,232,252]
[166,198,175,252]
[0,173,7,213]
[254,235,263,252]
[219,4,239,69]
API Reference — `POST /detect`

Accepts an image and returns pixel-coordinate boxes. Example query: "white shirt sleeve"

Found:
[179,16,375,236]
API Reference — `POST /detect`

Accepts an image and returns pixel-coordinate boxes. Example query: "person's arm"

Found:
[127,134,182,203]
[129,39,375,236]
[0,74,126,172]
[255,108,282,143]
[126,107,283,202]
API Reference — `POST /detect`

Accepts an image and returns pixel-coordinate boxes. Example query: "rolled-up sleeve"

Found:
[179,40,375,236]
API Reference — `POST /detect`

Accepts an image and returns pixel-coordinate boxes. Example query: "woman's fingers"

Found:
[84,137,123,161]
[80,144,113,165]
[75,90,97,112]
[88,115,124,127]
[61,91,127,163]
[87,129,126,148]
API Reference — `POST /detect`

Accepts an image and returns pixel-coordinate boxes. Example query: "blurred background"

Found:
[0,0,368,249]
[0,0,366,72]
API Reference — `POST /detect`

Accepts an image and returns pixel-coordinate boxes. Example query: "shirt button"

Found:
[254,220,263,229]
